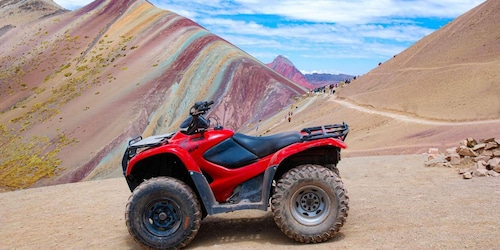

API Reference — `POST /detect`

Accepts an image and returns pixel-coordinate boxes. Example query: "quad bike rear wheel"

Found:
[271,164,349,243]
[125,177,202,249]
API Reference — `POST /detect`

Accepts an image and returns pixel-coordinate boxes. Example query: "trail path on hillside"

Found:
[369,60,500,74]
[329,96,500,126]
[246,94,500,138]
[1,155,499,249]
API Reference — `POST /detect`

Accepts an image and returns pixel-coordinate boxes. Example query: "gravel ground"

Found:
[1,154,499,249]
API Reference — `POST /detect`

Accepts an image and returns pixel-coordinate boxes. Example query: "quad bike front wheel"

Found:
[125,177,202,249]
[271,164,349,243]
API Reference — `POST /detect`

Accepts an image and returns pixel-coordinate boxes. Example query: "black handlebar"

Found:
[191,100,214,115]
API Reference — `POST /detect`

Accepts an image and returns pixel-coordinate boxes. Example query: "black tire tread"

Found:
[271,164,349,243]
[125,177,201,249]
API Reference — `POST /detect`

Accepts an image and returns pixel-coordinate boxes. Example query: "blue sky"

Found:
[53,0,485,75]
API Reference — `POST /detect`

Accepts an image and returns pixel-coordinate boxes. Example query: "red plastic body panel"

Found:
[126,129,233,175]
[126,128,347,202]
[270,137,347,166]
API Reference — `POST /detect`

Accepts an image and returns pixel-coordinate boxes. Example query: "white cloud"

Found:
[53,0,93,10]
[191,0,486,24]
[53,0,486,74]
[56,0,484,19]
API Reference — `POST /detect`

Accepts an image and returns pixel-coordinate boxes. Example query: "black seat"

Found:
[233,131,302,158]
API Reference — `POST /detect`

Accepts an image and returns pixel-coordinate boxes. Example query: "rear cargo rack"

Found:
[301,122,349,141]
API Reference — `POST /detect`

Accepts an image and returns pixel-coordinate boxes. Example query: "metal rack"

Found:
[301,122,349,141]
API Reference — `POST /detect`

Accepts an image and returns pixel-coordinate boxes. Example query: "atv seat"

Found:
[233,131,302,158]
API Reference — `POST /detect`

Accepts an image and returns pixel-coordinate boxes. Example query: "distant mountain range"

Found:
[304,73,354,87]
[266,55,354,90]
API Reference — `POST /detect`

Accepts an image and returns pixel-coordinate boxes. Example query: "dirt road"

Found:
[330,96,500,126]
[1,154,499,249]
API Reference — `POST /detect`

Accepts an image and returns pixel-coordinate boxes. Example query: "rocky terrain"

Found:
[425,137,500,179]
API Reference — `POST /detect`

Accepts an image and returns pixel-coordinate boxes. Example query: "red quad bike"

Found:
[122,101,350,249]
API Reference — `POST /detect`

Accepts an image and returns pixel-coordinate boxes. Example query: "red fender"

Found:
[269,137,347,166]
[126,144,201,176]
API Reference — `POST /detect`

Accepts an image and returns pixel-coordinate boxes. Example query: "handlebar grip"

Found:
[200,101,214,110]
[190,100,214,115]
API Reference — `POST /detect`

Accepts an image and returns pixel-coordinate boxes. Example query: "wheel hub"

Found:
[145,200,182,236]
[158,212,168,221]
[291,186,331,226]
[300,192,320,211]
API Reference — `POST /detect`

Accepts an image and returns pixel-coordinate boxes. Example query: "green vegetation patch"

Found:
[0,125,77,191]
[1,31,139,191]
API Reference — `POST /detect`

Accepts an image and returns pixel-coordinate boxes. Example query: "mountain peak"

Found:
[271,55,295,67]
[266,55,315,89]
[266,55,354,89]
[0,0,67,27]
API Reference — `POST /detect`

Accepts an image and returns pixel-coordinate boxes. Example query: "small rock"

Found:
[463,172,473,179]
[476,160,488,169]
[472,143,486,151]
[466,138,478,147]
[445,147,457,155]
[427,153,441,161]
[462,156,473,164]
[473,155,491,163]
[427,148,441,161]
[428,148,440,155]
[485,141,499,150]
[487,170,499,177]
[458,168,468,174]
[482,138,496,143]
[488,158,500,168]
[493,164,500,173]
[493,150,500,157]
[446,153,461,165]
[425,156,448,167]
[457,146,478,157]
[480,150,493,157]
[473,168,488,177]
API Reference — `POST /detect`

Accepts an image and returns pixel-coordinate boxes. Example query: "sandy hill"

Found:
[0,0,67,27]
[337,0,500,122]
[243,0,499,157]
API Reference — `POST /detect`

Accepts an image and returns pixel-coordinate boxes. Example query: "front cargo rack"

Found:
[122,132,175,175]
[301,122,349,141]
[128,132,175,149]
